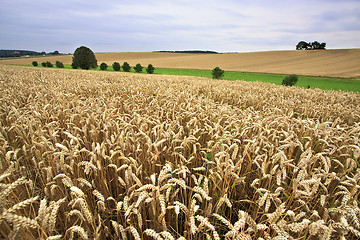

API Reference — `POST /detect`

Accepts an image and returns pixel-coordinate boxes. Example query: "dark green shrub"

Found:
[296,41,326,50]
[100,62,108,70]
[71,63,78,69]
[46,61,53,67]
[56,61,64,68]
[212,67,224,79]
[41,62,46,67]
[72,46,97,70]
[112,62,121,71]
[282,74,298,86]
[296,41,309,50]
[122,62,131,72]
[146,64,155,74]
[134,63,143,73]
[32,61,38,67]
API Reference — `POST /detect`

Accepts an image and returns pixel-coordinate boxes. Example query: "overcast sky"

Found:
[1,0,359,53]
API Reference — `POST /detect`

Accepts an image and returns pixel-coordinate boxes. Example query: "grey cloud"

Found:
[1,0,360,52]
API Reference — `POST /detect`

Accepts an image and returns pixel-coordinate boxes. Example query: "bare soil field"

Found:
[2,49,360,78]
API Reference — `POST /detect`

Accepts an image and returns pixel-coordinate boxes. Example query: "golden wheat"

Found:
[0,64,359,239]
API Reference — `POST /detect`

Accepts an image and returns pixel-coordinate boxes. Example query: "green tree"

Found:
[297,41,326,50]
[146,64,155,74]
[212,67,224,79]
[134,63,143,73]
[122,62,131,72]
[282,74,298,86]
[32,61,38,67]
[296,41,309,50]
[112,62,121,71]
[46,61,53,67]
[100,62,108,70]
[71,62,78,69]
[41,62,46,67]
[72,46,97,70]
[56,61,64,68]
[311,41,321,49]
[310,41,326,49]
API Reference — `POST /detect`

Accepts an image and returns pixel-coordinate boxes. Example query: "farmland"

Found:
[16,64,360,92]
[4,48,360,92]
[2,49,360,78]
[0,64,359,239]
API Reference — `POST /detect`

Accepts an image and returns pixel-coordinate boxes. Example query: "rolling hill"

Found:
[1,49,359,78]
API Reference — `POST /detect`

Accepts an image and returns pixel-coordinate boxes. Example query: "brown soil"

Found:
[2,49,359,78]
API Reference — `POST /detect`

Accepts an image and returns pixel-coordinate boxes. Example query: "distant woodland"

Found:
[154,50,219,54]
[0,50,62,58]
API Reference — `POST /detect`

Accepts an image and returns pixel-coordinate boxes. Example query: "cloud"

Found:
[0,0,359,52]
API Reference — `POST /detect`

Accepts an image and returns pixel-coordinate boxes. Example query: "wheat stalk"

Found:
[1,65,360,239]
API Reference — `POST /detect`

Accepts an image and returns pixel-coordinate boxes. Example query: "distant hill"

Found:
[0,50,62,58]
[154,50,219,54]
[2,49,359,78]
[0,50,43,58]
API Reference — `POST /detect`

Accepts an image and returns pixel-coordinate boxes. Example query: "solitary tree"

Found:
[112,62,121,71]
[122,62,131,72]
[212,67,224,79]
[46,61,53,67]
[134,63,143,73]
[72,46,97,70]
[32,61,38,67]
[146,64,155,74]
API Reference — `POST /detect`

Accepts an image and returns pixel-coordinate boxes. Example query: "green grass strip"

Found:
[20,64,360,93]
[155,68,360,93]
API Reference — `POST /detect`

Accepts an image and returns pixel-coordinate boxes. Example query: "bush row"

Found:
[31,60,299,86]
[99,62,155,74]
[32,60,155,74]
[33,61,64,68]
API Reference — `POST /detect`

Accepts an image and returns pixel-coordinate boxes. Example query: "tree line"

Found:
[71,46,155,73]
[31,46,156,74]
[296,41,326,50]
[154,50,219,54]
[0,50,62,58]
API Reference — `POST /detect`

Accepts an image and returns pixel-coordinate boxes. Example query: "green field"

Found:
[21,64,360,92]
[154,68,360,92]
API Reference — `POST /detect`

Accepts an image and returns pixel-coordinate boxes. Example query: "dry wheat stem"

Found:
[0,65,359,239]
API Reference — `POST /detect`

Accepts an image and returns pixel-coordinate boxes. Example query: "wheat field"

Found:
[2,49,360,78]
[0,65,359,239]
